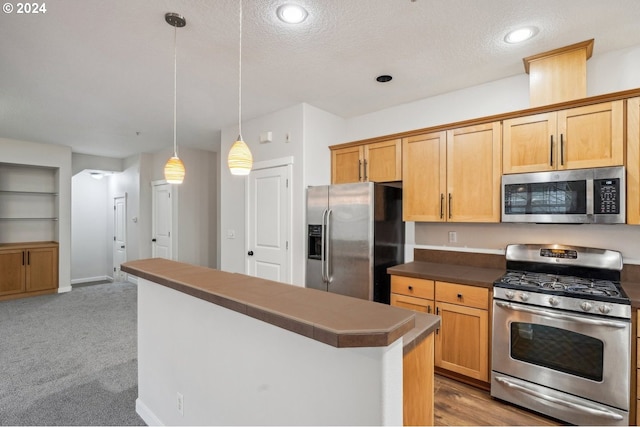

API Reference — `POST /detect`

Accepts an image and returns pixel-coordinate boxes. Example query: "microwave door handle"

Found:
[495,301,627,328]
[494,376,624,421]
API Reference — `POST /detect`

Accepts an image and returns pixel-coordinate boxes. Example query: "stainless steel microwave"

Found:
[502,166,625,224]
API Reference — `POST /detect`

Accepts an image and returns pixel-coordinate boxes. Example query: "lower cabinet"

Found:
[391,275,490,383]
[0,242,58,300]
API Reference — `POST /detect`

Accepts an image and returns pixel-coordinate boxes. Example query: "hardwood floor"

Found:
[434,375,564,426]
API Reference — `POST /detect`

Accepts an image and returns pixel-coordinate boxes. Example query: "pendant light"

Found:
[163,12,186,184]
[227,0,253,176]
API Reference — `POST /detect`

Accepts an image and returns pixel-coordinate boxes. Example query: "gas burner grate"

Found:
[497,270,624,299]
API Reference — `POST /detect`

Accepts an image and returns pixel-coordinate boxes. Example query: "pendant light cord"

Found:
[173,23,178,157]
[238,0,243,139]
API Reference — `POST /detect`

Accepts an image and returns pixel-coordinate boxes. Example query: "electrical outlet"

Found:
[448,231,457,243]
[177,392,184,415]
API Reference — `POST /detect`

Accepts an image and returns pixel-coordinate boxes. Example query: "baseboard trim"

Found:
[58,285,72,293]
[136,398,163,426]
[71,275,109,285]
[127,275,138,285]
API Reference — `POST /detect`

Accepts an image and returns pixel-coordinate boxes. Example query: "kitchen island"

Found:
[121,258,439,426]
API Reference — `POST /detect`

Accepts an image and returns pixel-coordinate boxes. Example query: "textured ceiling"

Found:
[1,0,640,158]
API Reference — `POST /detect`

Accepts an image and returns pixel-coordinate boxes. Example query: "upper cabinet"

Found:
[331,139,401,184]
[628,97,640,225]
[503,100,624,174]
[403,122,502,222]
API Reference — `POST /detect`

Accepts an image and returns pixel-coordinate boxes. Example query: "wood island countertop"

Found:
[122,258,440,349]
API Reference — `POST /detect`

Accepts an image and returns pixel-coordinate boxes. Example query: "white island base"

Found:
[135,278,403,426]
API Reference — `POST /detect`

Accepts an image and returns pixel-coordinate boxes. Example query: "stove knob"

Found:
[519,293,530,302]
[580,301,593,312]
[505,290,515,300]
[548,297,559,307]
[598,305,611,315]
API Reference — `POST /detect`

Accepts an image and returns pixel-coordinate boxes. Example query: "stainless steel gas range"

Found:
[491,244,631,426]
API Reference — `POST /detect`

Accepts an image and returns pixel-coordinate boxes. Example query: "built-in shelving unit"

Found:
[0,163,59,243]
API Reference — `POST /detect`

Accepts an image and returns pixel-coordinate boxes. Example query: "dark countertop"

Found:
[122,258,433,349]
[389,257,640,309]
[387,261,505,288]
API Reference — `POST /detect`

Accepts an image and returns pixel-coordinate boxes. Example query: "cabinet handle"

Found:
[436,307,440,315]
[27,251,30,266]
[22,251,25,266]
[408,285,413,291]
[440,193,444,219]
[560,134,564,166]
[358,160,362,182]
[550,135,554,166]
[427,305,431,314]
[448,193,452,219]
[457,293,462,299]
[363,159,368,181]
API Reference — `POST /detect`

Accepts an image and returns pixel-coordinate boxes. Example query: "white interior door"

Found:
[152,181,172,259]
[113,195,127,281]
[247,164,291,283]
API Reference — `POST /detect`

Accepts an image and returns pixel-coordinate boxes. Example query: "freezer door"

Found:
[327,182,374,300]
[305,186,328,292]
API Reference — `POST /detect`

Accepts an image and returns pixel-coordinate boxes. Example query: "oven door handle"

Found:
[495,301,627,329]
[494,376,624,421]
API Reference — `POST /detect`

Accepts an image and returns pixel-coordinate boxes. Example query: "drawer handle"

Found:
[457,293,462,299]
[408,286,413,291]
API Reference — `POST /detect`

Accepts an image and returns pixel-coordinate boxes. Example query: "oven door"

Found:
[492,300,630,411]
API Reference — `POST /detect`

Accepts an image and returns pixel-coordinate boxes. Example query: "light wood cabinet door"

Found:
[628,97,640,225]
[435,300,489,381]
[446,122,502,222]
[26,246,58,292]
[503,112,557,174]
[558,100,624,170]
[331,145,362,184]
[402,132,447,222]
[363,139,402,182]
[0,249,26,296]
[503,101,624,174]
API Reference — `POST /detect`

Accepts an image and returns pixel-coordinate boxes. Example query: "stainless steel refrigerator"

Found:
[305,182,404,303]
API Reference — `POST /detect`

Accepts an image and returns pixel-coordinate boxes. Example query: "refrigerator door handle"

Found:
[321,209,328,283]
[325,209,333,283]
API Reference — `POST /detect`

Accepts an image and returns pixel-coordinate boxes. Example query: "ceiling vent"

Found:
[523,39,594,107]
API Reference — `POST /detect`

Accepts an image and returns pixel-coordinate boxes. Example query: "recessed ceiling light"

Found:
[376,75,392,83]
[504,27,538,44]
[276,4,308,24]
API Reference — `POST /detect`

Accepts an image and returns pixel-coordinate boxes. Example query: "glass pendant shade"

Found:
[227,136,253,176]
[164,156,186,184]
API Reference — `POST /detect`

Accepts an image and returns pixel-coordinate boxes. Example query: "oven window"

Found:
[504,181,587,215]
[510,322,603,381]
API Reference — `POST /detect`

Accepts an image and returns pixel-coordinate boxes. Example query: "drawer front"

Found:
[391,276,435,299]
[391,293,434,314]
[435,281,489,310]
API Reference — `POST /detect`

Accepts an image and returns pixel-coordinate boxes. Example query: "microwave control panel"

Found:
[594,178,620,214]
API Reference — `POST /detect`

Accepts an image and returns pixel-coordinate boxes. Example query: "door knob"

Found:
[248,251,254,256]
[121,245,125,249]
[152,238,157,242]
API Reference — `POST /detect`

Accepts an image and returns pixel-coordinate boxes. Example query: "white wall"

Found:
[0,137,72,292]
[71,171,109,283]
[220,105,305,277]
[219,103,341,283]
[136,279,402,426]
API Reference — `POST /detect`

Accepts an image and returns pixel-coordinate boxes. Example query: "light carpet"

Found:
[0,281,145,426]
